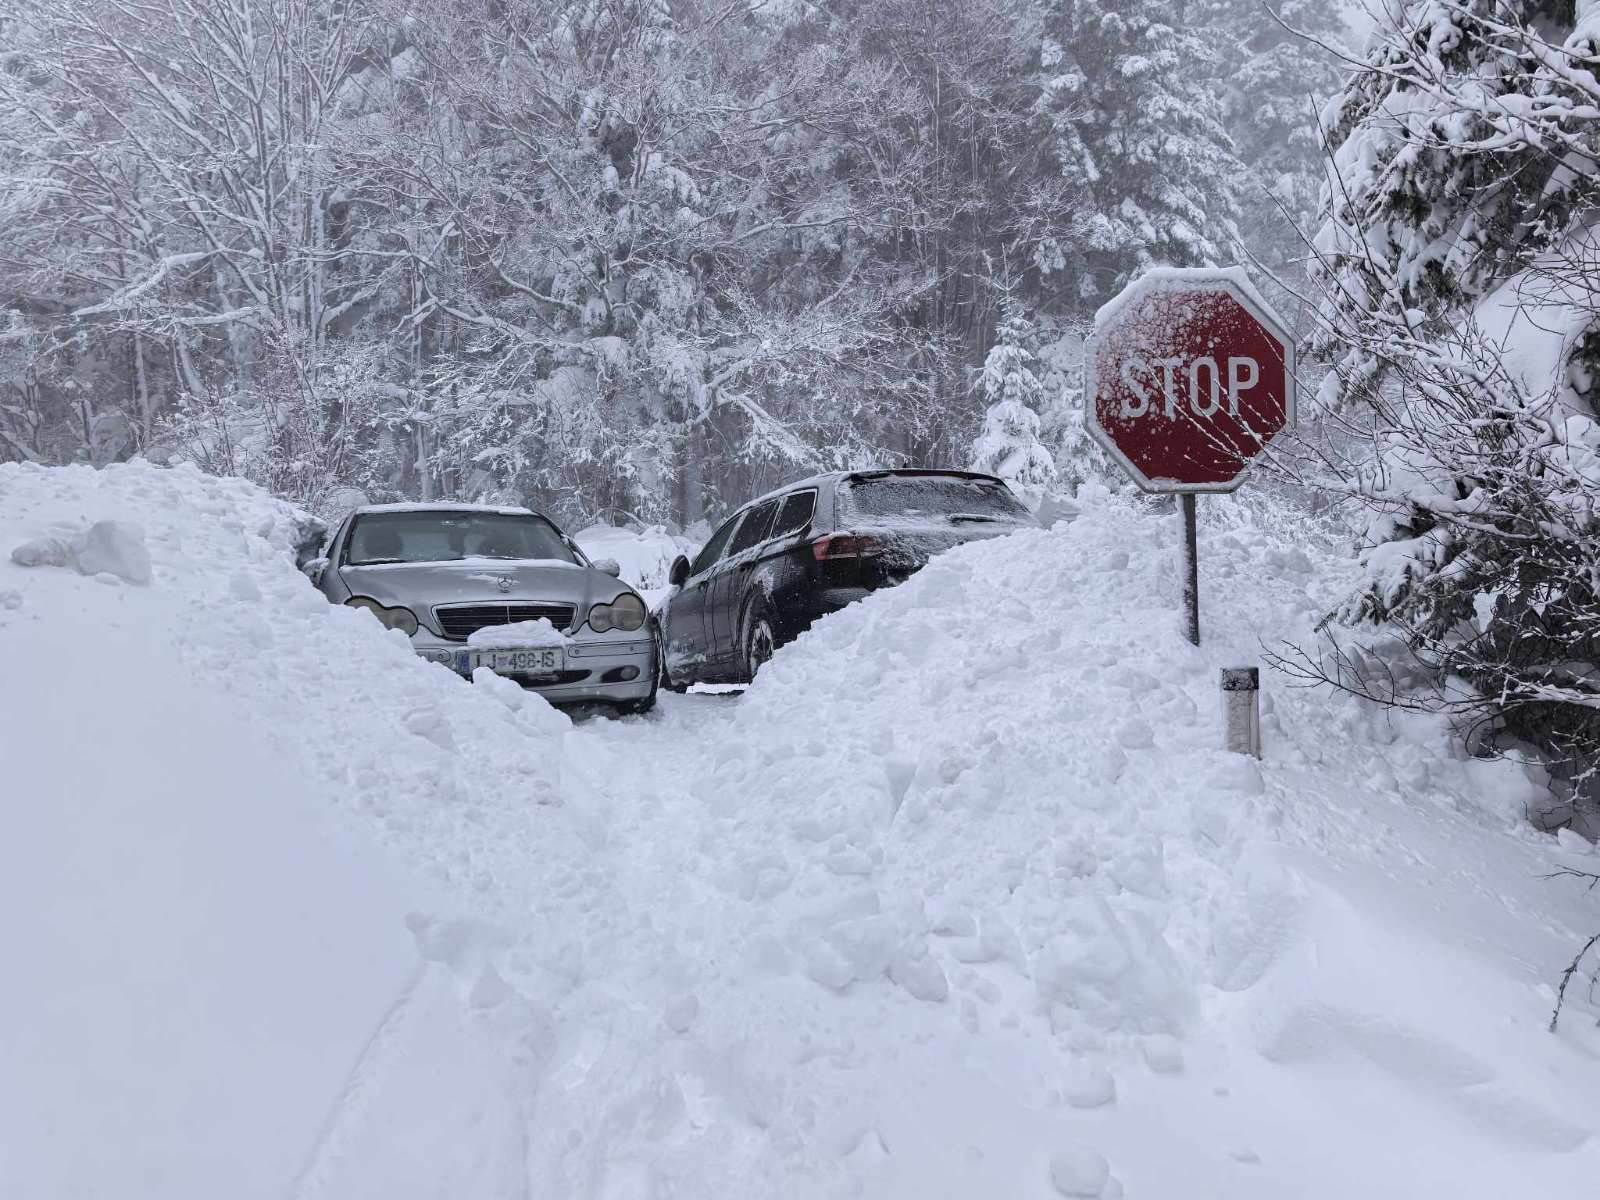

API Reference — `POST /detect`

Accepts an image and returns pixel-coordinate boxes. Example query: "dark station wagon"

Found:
[659,469,1038,688]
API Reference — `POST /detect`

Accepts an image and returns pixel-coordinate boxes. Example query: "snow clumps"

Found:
[466,617,569,649]
[11,518,153,585]
[1050,1147,1116,1198]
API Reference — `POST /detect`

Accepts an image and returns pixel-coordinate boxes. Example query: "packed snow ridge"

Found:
[3,459,1598,1200]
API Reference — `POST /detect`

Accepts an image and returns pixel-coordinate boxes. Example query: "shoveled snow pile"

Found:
[0,460,596,1199]
[3,459,1598,1199]
[574,521,698,607]
[562,498,1600,1198]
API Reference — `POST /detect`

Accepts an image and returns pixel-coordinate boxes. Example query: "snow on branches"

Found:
[1308,0,1600,789]
[0,0,1341,531]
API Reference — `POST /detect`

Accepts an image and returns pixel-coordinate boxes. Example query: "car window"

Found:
[690,513,742,576]
[345,511,579,566]
[772,490,817,539]
[728,498,781,557]
[837,474,1031,524]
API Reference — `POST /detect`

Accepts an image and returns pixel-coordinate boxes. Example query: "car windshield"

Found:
[837,475,1032,524]
[345,511,580,566]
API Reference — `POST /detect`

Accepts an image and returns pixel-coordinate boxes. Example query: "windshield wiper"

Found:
[948,513,1003,524]
[352,557,406,565]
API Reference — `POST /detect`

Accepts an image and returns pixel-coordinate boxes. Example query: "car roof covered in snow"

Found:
[349,502,540,518]
[742,467,1009,511]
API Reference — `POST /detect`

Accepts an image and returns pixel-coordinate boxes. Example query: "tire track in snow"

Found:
[287,962,428,1200]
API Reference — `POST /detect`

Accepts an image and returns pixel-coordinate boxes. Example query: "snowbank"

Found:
[557,495,1597,1198]
[0,460,593,1199]
[4,460,1597,1199]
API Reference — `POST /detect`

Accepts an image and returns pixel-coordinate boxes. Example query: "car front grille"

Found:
[434,603,577,641]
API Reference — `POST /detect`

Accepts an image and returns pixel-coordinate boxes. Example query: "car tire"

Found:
[617,647,661,716]
[617,692,657,716]
[744,609,777,682]
[657,624,690,694]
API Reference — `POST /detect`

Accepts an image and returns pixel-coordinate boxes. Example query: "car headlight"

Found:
[345,596,419,637]
[610,592,646,631]
[588,592,647,633]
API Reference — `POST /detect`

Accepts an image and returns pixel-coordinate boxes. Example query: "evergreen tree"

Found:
[1033,0,1243,307]
[1313,0,1589,402]
[970,304,1057,510]
[1310,0,1600,779]
[1196,0,1350,281]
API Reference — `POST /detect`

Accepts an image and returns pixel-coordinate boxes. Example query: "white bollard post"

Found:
[1221,667,1262,758]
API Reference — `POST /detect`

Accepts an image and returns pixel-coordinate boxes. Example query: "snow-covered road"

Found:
[4,460,1599,1200]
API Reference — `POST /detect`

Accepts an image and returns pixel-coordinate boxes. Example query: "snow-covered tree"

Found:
[1035,326,1109,493]
[970,304,1057,509]
[1033,0,1243,304]
[1195,0,1351,283]
[1307,0,1600,790]
[0,0,1330,529]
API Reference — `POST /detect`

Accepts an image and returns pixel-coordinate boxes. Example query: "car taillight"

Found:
[812,533,880,561]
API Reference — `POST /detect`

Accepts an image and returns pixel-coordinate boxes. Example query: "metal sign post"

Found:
[1181,494,1200,647]
[1221,667,1263,758]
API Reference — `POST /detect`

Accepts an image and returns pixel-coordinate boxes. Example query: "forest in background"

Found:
[12,0,1600,838]
[0,0,1346,529]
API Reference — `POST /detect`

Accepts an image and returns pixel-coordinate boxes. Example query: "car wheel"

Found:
[657,625,690,694]
[745,612,776,682]
[618,641,661,716]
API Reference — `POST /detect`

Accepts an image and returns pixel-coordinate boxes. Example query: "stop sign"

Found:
[1085,270,1295,492]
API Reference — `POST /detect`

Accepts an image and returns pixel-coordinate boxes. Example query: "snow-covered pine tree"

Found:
[1312,0,1576,408]
[1194,0,1350,281]
[1033,325,1109,494]
[1310,0,1600,792]
[1033,0,1243,308]
[970,305,1057,510]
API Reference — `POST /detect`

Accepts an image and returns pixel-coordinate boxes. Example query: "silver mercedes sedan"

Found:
[306,503,659,712]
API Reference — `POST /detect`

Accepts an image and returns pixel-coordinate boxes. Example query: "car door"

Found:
[316,515,355,602]
[707,497,780,671]
[664,511,743,681]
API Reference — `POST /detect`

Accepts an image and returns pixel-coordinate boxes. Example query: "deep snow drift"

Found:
[2,460,1598,1199]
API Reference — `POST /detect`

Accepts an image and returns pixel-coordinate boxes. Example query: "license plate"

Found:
[471,648,563,674]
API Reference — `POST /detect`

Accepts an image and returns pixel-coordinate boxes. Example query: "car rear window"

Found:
[772,490,817,538]
[346,511,578,566]
[837,475,1031,524]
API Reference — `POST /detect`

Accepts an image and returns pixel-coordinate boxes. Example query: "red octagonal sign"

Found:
[1086,270,1295,493]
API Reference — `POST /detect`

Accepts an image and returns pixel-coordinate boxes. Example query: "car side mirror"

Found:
[300,556,329,587]
[594,557,622,577]
[668,555,691,587]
